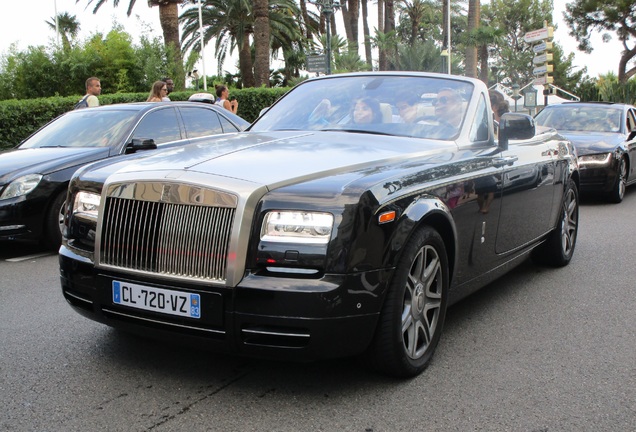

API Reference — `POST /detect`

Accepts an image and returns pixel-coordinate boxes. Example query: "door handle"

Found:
[493,156,518,167]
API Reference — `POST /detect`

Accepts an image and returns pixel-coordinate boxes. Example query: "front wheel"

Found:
[608,156,627,203]
[532,179,579,267]
[43,191,66,250]
[366,226,449,378]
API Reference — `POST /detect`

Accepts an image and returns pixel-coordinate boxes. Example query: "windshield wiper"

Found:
[321,128,392,136]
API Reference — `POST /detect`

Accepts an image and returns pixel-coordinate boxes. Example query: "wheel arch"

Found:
[386,196,457,285]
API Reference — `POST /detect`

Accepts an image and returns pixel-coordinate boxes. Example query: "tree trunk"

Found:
[347,0,360,52]
[465,0,480,78]
[300,0,311,39]
[239,32,255,88]
[478,44,489,84]
[341,4,353,45]
[441,0,448,52]
[618,46,636,83]
[254,0,270,87]
[378,0,386,70]
[384,0,396,70]
[361,0,372,67]
[158,2,184,89]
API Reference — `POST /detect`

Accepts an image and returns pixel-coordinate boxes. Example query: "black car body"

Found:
[534,102,636,202]
[0,102,248,248]
[60,73,579,377]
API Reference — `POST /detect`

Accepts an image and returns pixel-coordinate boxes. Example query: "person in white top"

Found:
[214,85,238,114]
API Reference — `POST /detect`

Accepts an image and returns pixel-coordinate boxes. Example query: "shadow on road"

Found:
[0,241,56,260]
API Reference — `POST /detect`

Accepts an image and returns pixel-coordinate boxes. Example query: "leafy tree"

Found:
[481,0,553,86]
[563,0,636,83]
[46,13,81,52]
[77,0,184,88]
[0,27,173,100]
[0,46,57,99]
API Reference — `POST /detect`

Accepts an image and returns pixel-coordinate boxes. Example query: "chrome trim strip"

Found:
[64,290,93,305]
[102,308,226,335]
[242,329,310,338]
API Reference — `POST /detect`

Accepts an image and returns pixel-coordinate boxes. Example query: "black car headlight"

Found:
[0,174,42,199]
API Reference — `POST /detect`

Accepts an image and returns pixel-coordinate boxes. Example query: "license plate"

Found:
[112,281,201,319]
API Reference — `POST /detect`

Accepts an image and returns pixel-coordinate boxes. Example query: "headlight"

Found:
[578,153,612,166]
[261,211,333,244]
[0,174,43,199]
[73,191,101,219]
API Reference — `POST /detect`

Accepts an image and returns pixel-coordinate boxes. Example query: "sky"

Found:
[0,0,626,82]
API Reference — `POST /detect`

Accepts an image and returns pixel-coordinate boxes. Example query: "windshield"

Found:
[250,75,474,140]
[535,105,623,133]
[20,110,134,149]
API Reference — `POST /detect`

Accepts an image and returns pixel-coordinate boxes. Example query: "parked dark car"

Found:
[534,102,636,203]
[0,102,248,248]
[60,72,579,377]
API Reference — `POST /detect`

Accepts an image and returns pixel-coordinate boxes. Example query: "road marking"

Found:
[6,252,55,262]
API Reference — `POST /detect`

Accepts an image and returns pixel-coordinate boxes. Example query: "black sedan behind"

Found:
[535,102,636,203]
[0,102,248,248]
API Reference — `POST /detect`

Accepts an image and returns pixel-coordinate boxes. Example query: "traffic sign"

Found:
[524,27,554,43]
[533,53,554,64]
[534,75,554,85]
[533,64,554,75]
[533,41,553,53]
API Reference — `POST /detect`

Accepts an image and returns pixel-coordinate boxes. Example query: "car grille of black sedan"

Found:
[99,195,235,282]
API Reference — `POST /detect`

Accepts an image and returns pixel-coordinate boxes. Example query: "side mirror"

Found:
[259,107,270,117]
[126,138,157,154]
[498,113,535,150]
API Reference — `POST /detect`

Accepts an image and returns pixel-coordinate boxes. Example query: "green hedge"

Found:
[0,87,290,151]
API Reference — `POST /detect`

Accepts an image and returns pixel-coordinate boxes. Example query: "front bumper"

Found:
[59,245,392,361]
[0,195,47,242]
[578,156,619,194]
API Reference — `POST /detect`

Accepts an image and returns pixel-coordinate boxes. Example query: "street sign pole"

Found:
[525,22,554,107]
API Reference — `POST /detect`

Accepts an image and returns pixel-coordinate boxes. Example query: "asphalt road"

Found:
[1,190,635,432]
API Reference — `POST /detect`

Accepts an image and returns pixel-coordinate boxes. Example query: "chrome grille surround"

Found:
[97,181,238,283]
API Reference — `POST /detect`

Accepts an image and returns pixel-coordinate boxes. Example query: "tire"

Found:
[366,226,449,378]
[608,156,627,203]
[532,179,579,267]
[43,191,66,250]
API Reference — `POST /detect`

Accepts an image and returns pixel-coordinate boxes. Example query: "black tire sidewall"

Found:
[43,191,66,250]
[370,226,449,377]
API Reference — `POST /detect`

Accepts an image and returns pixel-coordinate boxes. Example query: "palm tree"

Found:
[393,40,443,71]
[46,12,80,51]
[180,0,302,88]
[77,0,183,87]
[396,0,433,46]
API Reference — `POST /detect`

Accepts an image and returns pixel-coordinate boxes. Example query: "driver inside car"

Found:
[432,88,463,129]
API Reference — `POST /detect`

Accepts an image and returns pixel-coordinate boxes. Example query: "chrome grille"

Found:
[99,195,235,282]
